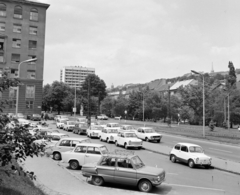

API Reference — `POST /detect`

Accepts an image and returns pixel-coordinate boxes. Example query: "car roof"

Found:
[138,127,153,130]
[103,150,136,159]
[50,133,67,136]
[75,143,104,147]
[60,137,89,141]
[107,123,119,125]
[122,131,136,134]
[176,143,201,147]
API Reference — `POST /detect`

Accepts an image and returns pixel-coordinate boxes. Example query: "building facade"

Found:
[0,0,49,115]
[60,66,95,88]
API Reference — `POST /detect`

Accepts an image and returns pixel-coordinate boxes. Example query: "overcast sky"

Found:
[40,0,240,88]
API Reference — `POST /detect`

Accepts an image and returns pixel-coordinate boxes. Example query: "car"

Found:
[61,143,108,170]
[135,127,162,143]
[34,132,68,145]
[56,118,68,129]
[62,121,77,131]
[114,116,122,120]
[169,143,212,168]
[55,115,69,122]
[106,123,121,131]
[45,137,91,160]
[17,118,31,126]
[76,117,87,123]
[114,131,143,149]
[81,150,165,193]
[73,122,89,135]
[46,113,55,120]
[120,125,137,132]
[97,114,108,120]
[99,128,118,143]
[27,114,41,121]
[87,125,104,138]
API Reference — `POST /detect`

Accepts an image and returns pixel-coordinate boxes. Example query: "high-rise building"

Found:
[0,0,50,115]
[60,66,95,88]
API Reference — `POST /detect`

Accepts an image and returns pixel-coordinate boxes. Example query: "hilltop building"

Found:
[0,0,50,115]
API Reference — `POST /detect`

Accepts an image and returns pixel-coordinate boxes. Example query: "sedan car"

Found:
[97,114,108,120]
[61,143,108,170]
[87,125,104,138]
[62,121,77,131]
[120,125,137,132]
[115,131,142,149]
[81,150,165,193]
[56,118,68,129]
[135,127,162,143]
[169,143,212,168]
[73,123,89,135]
[99,128,118,143]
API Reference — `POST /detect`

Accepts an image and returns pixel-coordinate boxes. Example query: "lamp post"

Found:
[16,58,37,115]
[191,70,205,138]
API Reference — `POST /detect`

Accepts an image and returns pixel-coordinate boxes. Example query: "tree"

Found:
[100,96,115,117]
[226,61,237,89]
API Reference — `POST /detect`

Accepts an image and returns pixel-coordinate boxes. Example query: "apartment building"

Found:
[60,66,95,88]
[0,0,50,115]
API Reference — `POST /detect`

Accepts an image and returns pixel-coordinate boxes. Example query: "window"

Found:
[181,145,188,152]
[59,140,71,147]
[13,24,21,33]
[28,55,37,64]
[117,159,133,169]
[9,100,16,108]
[11,54,20,63]
[9,88,17,99]
[174,144,180,150]
[0,38,5,51]
[29,26,37,35]
[26,100,34,109]
[26,85,35,98]
[100,157,116,166]
[0,3,6,17]
[10,69,18,77]
[30,8,38,21]
[0,22,5,31]
[14,6,22,19]
[0,68,2,77]
[0,53,3,63]
[12,38,21,48]
[74,146,87,153]
[27,70,36,79]
[87,147,101,154]
[29,40,37,49]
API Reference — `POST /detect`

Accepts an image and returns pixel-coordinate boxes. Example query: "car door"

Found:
[73,146,87,166]
[178,145,189,163]
[84,146,102,164]
[97,157,116,183]
[114,158,137,185]
[136,129,143,139]
[55,139,71,153]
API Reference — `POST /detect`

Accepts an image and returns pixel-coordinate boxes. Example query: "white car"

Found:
[135,127,162,143]
[106,123,121,131]
[45,137,91,160]
[97,114,108,120]
[120,125,137,132]
[114,131,143,149]
[34,132,67,146]
[56,118,68,129]
[87,125,104,138]
[61,143,108,170]
[55,115,69,122]
[63,121,77,131]
[76,117,87,123]
[170,143,212,169]
[99,128,118,143]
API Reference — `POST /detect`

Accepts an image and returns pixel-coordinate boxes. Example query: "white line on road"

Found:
[209,147,232,153]
[163,183,225,192]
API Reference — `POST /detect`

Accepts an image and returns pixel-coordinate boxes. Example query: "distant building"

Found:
[0,0,50,115]
[60,66,95,88]
[169,79,198,95]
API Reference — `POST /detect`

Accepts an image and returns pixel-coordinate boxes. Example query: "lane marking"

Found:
[163,183,225,192]
[209,148,232,153]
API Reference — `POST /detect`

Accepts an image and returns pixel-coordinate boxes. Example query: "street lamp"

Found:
[16,58,37,115]
[191,70,205,138]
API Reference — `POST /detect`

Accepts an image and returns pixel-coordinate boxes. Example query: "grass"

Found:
[0,160,46,195]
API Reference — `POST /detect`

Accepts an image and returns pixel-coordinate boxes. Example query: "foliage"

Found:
[226,61,237,89]
[100,96,115,117]
[209,120,215,131]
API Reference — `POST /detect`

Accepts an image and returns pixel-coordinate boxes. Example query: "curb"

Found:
[143,147,240,176]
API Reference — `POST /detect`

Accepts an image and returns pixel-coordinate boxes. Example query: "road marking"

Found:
[209,148,232,153]
[164,183,225,192]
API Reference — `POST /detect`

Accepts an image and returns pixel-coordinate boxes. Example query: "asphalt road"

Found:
[44,121,240,195]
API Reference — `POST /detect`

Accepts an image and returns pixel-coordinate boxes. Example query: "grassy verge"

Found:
[0,160,46,195]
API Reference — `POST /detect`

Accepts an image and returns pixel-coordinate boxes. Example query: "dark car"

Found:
[73,123,89,135]
[27,114,41,121]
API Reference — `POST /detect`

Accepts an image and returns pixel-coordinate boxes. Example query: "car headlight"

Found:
[153,176,161,182]
[196,158,199,163]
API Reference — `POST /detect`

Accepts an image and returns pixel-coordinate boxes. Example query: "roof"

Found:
[104,150,136,158]
[138,127,153,129]
[60,137,89,141]
[177,143,201,147]
[75,143,105,147]
[170,79,197,90]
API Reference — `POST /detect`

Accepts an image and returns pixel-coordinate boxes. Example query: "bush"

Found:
[209,120,215,131]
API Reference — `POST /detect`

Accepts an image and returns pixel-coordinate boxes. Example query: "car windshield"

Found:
[99,146,108,154]
[33,114,40,117]
[131,156,145,169]
[92,126,102,130]
[189,146,203,153]
[144,129,155,133]
[61,135,69,138]
[126,126,136,130]
[112,124,120,127]
[69,121,76,125]
[108,129,118,133]
[125,133,137,138]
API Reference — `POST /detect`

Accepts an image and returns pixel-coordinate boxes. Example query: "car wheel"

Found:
[100,137,103,141]
[92,176,104,186]
[188,159,195,168]
[115,141,119,147]
[69,160,79,170]
[157,140,160,143]
[90,134,92,138]
[205,165,211,169]
[124,143,128,149]
[53,152,61,161]
[138,147,142,150]
[170,155,176,163]
[138,179,152,192]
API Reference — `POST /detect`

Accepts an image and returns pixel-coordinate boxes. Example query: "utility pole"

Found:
[168,86,171,127]
[88,79,91,126]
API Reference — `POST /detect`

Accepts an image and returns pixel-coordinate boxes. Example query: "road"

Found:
[43,120,240,195]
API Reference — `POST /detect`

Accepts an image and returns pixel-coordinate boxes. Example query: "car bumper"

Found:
[152,178,165,186]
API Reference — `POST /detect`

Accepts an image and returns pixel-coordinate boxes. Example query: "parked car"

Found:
[169,143,212,168]
[73,123,89,135]
[27,114,41,121]
[135,127,162,143]
[99,128,118,143]
[114,131,142,149]
[13,113,25,119]
[81,150,165,193]
[17,118,31,126]
[114,116,122,120]
[61,143,108,170]
[55,115,69,122]
[34,132,67,145]
[97,114,108,120]
[76,117,87,123]
[87,125,104,138]
[106,123,121,131]
[63,121,77,131]
[45,137,91,160]
[120,125,137,132]
[56,118,68,129]
[47,113,55,120]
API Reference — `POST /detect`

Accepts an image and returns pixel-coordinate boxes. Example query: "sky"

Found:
[40,0,240,88]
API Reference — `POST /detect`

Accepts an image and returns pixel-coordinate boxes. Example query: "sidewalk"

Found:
[142,142,240,175]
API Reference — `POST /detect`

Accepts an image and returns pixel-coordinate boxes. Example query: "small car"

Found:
[73,123,88,135]
[34,132,68,145]
[115,131,143,149]
[45,137,91,160]
[76,117,87,123]
[47,113,55,120]
[55,115,69,122]
[87,125,104,138]
[99,128,118,143]
[62,121,77,131]
[135,127,162,143]
[106,123,121,131]
[120,125,137,132]
[27,114,41,121]
[97,114,108,120]
[56,118,68,129]
[61,143,108,170]
[17,118,30,126]
[81,150,165,193]
[169,143,212,168]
